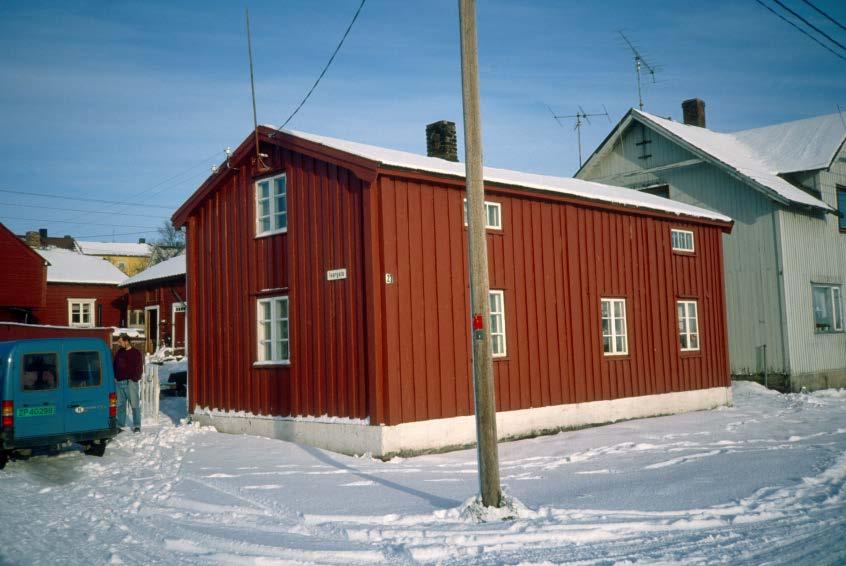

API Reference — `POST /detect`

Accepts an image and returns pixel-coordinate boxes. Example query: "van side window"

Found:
[21,353,59,391]
[68,351,102,388]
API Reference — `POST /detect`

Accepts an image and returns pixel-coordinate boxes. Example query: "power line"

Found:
[0,188,179,209]
[800,0,846,31]
[755,0,846,60]
[772,0,846,52]
[74,229,160,239]
[271,0,367,134]
[0,201,169,219]
[0,215,160,230]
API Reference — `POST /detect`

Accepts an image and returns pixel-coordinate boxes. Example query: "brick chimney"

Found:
[138,237,146,244]
[682,98,706,128]
[426,120,458,162]
[24,230,41,248]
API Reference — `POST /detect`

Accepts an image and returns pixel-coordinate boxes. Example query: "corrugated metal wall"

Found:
[372,174,730,426]
[778,148,846,376]
[187,143,367,419]
[579,121,788,377]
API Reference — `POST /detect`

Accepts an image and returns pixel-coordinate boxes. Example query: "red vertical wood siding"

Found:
[125,278,187,348]
[373,177,730,426]
[186,144,367,419]
[0,224,46,311]
[29,283,125,328]
[178,131,730,428]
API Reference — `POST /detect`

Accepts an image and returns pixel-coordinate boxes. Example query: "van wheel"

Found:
[0,451,8,470]
[83,441,106,457]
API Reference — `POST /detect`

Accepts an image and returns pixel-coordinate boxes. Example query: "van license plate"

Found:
[17,406,56,417]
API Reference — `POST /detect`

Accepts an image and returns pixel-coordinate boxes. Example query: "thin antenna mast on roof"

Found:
[548,105,611,167]
[619,31,657,111]
[246,8,268,170]
[837,104,846,131]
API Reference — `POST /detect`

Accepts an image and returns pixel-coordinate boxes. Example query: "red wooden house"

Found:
[173,123,734,457]
[30,248,126,328]
[0,223,48,323]
[120,254,187,354]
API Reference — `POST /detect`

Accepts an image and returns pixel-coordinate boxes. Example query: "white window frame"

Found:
[463,199,503,230]
[677,300,700,351]
[68,298,96,328]
[128,309,145,329]
[671,229,695,252]
[812,283,843,333]
[255,296,290,365]
[489,290,507,358]
[255,173,288,238]
[601,298,628,356]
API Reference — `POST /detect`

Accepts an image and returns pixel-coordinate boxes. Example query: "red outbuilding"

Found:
[29,247,127,329]
[0,223,48,323]
[173,123,734,457]
[120,254,187,354]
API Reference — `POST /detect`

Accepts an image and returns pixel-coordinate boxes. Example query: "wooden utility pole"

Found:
[458,0,502,509]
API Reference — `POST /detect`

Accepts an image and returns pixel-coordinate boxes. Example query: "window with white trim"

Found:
[489,290,507,357]
[68,299,96,328]
[463,199,502,230]
[677,300,700,351]
[255,173,287,236]
[671,229,695,252]
[128,309,145,328]
[812,284,843,333]
[601,298,628,355]
[256,296,289,363]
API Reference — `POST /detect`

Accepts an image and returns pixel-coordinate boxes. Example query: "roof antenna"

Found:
[837,104,846,131]
[548,104,611,168]
[619,31,657,111]
[246,8,268,171]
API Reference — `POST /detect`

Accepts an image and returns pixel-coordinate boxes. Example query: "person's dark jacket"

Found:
[113,347,144,382]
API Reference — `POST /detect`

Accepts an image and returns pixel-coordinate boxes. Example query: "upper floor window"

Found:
[489,290,507,357]
[641,184,670,199]
[463,199,502,230]
[68,299,96,328]
[601,298,628,356]
[837,186,846,233]
[677,300,700,351]
[671,229,695,252]
[256,296,290,364]
[256,173,287,237]
[813,284,843,333]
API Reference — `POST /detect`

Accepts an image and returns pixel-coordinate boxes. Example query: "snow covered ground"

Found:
[1,381,845,565]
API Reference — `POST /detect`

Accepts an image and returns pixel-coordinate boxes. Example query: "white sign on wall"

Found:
[326,268,347,281]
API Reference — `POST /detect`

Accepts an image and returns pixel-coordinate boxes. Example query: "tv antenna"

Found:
[619,31,656,111]
[548,105,611,167]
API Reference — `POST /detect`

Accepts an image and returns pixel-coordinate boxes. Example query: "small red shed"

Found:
[28,248,127,329]
[0,223,47,323]
[120,254,187,354]
[173,125,734,457]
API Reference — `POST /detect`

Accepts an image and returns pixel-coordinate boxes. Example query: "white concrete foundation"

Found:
[193,386,732,459]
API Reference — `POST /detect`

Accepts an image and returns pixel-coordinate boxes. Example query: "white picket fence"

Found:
[140,359,160,425]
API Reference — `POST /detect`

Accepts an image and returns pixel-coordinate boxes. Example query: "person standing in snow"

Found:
[113,333,143,432]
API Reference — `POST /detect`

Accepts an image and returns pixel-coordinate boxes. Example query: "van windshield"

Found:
[21,353,59,391]
[69,351,102,388]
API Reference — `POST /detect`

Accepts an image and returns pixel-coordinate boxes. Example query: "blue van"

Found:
[0,338,119,469]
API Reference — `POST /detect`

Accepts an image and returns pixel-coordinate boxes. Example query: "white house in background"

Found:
[76,240,153,276]
[577,99,846,391]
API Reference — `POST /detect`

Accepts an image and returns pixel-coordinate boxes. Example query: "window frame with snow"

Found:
[489,290,507,358]
[67,298,96,328]
[255,173,288,238]
[255,296,290,365]
[463,199,503,230]
[677,300,700,352]
[670,229,695,253]
[812,283,843,334]
[601,298,628,356]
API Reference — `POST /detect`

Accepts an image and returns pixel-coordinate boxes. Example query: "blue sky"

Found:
[1,0,844,242]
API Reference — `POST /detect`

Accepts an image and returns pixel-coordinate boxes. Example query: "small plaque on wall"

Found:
[326,268,347,281]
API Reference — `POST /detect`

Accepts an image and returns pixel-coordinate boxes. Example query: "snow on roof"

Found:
[632,110,833,211]
[120,254,185,287]
[264,126,732,223]
[76,241,152,257]
[731,112,846,174]
[36,247,127,285]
